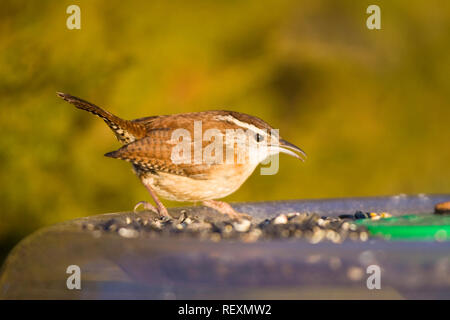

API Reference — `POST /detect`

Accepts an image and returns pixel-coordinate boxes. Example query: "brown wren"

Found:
[57,92,306,220]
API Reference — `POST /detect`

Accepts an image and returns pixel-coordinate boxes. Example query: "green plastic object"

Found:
[355,214,450,241]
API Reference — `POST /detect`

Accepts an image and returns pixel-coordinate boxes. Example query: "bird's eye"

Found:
[254,133,264,142]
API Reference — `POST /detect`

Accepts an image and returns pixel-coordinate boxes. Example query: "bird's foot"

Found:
[134,201,158,214]
[202,200,252,221]
[134,201,171,218]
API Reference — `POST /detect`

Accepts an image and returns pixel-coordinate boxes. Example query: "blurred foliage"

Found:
[1,0,450,261]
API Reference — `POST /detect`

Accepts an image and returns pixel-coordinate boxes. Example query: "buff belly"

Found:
[139,164,258,202]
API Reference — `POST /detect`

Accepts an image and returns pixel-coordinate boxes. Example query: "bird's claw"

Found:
[202,200,252,222]
[134,201,158,214]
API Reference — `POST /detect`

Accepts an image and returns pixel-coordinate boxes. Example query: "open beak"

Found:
[277,139,307,162]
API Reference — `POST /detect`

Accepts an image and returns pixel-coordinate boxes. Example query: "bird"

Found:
[57,92,306,220]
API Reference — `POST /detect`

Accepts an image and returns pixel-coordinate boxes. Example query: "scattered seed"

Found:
[354,211,368,219]
[435,202,450,215]
[233,219,251,232]
[287,212,300,219]
[85,209,373,243]
[339,214,354,219]
[360,232,369,242]
[380,212,392,218]
[273,214,288,224]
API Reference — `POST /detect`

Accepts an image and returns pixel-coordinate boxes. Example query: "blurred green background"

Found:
[1,0,450,262]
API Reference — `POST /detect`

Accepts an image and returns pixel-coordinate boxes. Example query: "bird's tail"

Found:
[57,92,145,144]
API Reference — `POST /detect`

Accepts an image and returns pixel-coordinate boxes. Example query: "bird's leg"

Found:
[134,184,171,218]
[202,200,252,221]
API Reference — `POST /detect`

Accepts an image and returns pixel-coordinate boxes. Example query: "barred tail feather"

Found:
[57,92,144,144]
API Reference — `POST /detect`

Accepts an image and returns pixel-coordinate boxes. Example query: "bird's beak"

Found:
[276,139,307,162]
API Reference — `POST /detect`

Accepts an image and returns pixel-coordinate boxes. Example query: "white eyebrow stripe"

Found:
[215,115,268,137]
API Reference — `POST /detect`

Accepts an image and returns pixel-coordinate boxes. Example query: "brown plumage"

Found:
[57,92,306,219]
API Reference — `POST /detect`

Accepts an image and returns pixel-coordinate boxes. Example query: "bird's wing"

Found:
[104,128,225,179]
